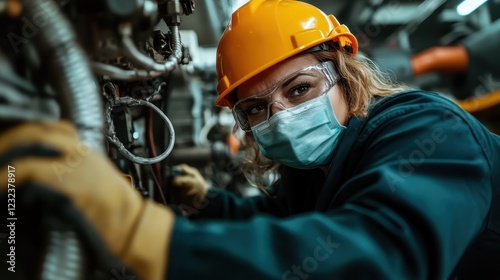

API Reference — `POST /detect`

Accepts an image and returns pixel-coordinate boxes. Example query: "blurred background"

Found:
[0,0,499,277]
[0,0,499,211]
[165,0,500,196]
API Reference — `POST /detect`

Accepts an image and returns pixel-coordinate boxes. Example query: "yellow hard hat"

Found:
[215,0,358,108]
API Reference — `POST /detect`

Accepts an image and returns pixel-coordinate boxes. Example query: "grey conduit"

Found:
[23,0,106,279]
[23,0,104,152]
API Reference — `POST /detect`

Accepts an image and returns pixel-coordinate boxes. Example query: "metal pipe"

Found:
[411,45,469,76]
[93,0,184,80]
[385,0,447,47]
[462,18,500,77]
[119,22,183,73]
[93,23,183,80]
[92,62,164,80]
[167,146,212,165]
[0,104,56,122]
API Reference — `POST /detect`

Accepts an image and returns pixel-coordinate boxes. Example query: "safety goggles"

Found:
[232,61,338,131]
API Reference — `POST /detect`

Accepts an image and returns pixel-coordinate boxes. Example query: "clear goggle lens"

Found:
[232,61,338,131]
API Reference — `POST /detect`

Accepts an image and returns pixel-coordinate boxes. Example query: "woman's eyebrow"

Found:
[282,72,315,87]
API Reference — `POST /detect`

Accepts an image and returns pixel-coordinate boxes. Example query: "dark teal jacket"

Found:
[168,91,500,280]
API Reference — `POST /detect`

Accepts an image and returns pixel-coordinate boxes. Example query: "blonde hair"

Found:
[237,48,410,191]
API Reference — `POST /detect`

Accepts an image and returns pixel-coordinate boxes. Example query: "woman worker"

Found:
[1,0,498,279]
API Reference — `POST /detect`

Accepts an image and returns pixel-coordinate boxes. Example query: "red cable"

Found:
[146,107,164,202]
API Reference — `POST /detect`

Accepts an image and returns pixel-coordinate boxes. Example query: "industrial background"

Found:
[1,0,499,224]
[169,0,500,196]
[0,0,499,277]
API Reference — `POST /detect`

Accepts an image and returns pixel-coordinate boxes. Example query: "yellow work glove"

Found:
[170,164,209,214]
[0,121,174,280]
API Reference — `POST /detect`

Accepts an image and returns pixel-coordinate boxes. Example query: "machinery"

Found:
[0,0,251,200]
[0,0,249,278]
[0,0,499,279]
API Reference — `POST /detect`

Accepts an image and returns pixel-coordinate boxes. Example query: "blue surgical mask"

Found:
[251,93,346,169]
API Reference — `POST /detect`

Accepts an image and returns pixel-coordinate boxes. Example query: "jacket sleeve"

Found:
[188,167,325,220]
[167,98,492,280]
[183,187,287,220]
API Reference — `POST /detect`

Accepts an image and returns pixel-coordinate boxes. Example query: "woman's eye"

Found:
[246,103,267,115]
[289,83,311,98]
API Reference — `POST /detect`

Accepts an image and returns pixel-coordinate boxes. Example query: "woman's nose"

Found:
[267,101,287,118]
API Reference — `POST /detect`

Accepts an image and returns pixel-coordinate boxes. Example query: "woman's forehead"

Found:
[237,54,320,99]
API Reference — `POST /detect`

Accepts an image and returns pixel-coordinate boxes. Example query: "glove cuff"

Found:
[122,201,175,280]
